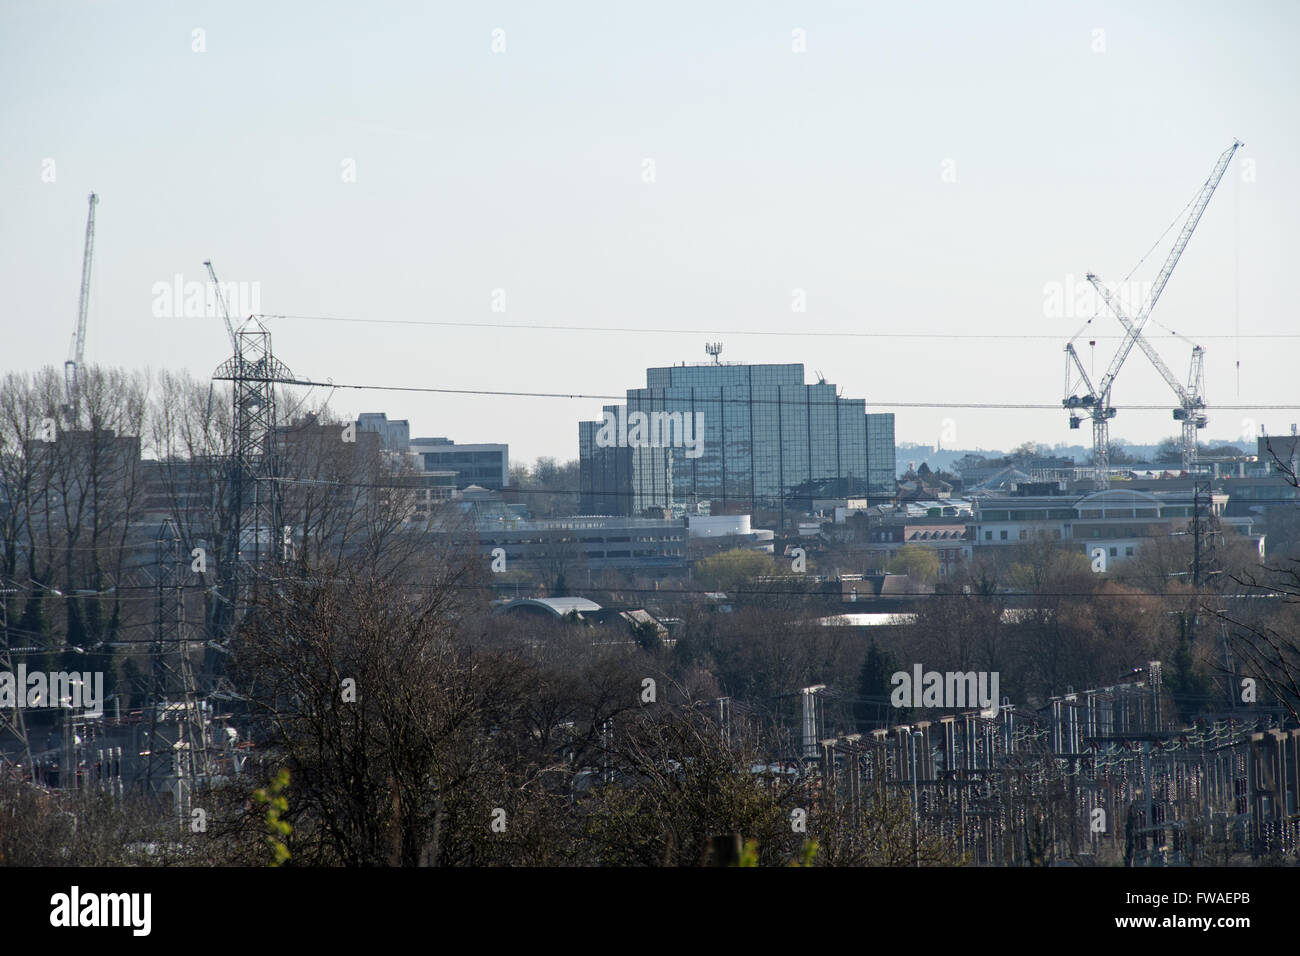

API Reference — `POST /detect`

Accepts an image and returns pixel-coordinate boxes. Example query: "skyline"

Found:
[3,1,1297,465]
[5,0,1300,897]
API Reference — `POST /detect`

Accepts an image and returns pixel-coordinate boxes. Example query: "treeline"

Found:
[505,457,580,518]
[0,548,960,866]
[0,364,427,709]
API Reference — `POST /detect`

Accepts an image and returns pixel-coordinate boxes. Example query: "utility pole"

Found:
[1143,741,1155,865]
[1192,482,1202,590]
[716,696,731,746]
[800,685,825,759]
[0,582,34,782]
[601,717,613,784]
[1149,660,1162,731]
[910,728,922,867]
[149,519,211,826]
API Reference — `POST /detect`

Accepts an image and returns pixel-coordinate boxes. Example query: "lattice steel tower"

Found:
[211,316,295,646]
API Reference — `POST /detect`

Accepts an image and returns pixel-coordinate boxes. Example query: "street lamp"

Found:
[910,729,923,867]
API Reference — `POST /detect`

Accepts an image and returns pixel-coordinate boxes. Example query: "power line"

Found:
[159,578,1295,602]
[239,373,1300,411]
[259,313,1300,342]
[1,575,1282,601]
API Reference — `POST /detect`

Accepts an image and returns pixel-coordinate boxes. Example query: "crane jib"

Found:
[1098,140,1242,396]
[63,192,99,424]
[1061,140,1243,487]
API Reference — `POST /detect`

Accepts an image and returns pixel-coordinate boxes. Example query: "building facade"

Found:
[1258,428,1300,476]
[971,487,1261,563]
[864,514,973,577]
[579,362,894,517]
[356,412,410,451]
[410,437,509,490]
[475,515,688,575]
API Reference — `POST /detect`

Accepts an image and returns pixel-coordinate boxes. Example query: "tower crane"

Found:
[1086,275,1208,473]
[1063,140,1242,488]
[62,192,98,425]
[203,259,240,356]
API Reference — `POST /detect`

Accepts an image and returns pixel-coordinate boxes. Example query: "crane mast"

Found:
[1063,140,1242,487]
[1087,274,1208,473]
[63,192,98,425]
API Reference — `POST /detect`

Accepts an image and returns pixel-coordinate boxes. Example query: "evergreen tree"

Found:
[855,640,903,731]
[1166,616,1213,721]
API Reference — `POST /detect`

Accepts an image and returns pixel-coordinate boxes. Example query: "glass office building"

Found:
[579,363,894,517]
[409,437,509,489]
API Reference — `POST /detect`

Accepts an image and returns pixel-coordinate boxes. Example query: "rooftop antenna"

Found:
[705,342,723,364]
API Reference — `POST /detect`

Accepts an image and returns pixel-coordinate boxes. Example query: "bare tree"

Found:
[582,690,805,866]
[229,537,549,865]
[1214,444,1300,722]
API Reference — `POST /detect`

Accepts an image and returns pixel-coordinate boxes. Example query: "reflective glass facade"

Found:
[579,364,895,516]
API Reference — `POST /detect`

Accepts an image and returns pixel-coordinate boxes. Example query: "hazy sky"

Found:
[3,1,1297,466]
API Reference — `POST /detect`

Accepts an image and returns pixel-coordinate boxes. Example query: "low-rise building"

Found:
[863,513,972,577]
[1258,427,1300,476]
[684,513,775,555]
[971,487,1261,562]
[410,437,509,490]
[475,515,688,575]
[356,412,410,451]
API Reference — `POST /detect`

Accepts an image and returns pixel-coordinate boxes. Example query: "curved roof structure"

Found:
[496,597,602,619]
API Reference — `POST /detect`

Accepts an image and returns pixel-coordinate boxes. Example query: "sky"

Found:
[2,0,1297,467]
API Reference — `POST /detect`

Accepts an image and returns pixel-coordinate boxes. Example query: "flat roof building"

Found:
[971,487,1262,562]
[1258,427,1300,476]
[475,515,687,575]
[410,437,509,490]
[579,362,894,522]
[357,412,410,452]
